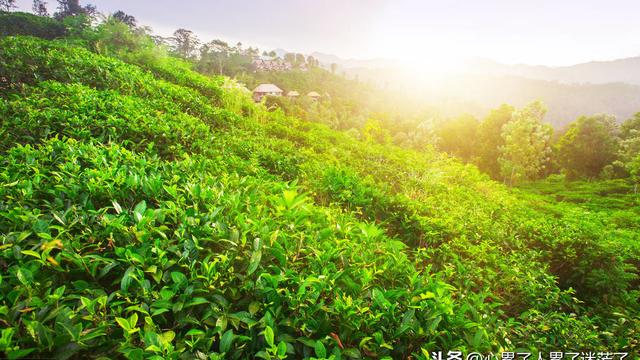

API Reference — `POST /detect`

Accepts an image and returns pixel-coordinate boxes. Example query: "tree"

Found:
[618,135,640,187]
[499,101,553,184]
[54,0,96,19]
[436,114,479,162]
[620,112,640,140]
[151,34,172,47]
[172,28,200,59]
[112,10,136,27]
[363,118,391,144]
[0,0,16,11]
[618,114,640,191]
[284,53,295,64]
[244,46,259,57]
[199,39,231,74]
[395,118,439,150]
[307,55,319,67]
[476,104,514,178]
[555,114,619,179]
[32,0,48,15]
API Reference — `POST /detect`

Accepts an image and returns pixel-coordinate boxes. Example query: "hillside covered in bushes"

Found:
[0,9,639,360]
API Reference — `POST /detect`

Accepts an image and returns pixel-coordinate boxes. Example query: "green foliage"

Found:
[619,113,640,186]
[476,104,514,178]
[362,118,391,144]
[197,39,253,76]
[0,30,639,359]
[392,118,439,150]
[517,176,640,300]
[239,67,382,131]
[0,36,229,123]
[0,81,211,158]
[0,136,471,358]
[92,17,166,65]
[0,11,66,39]
[53,0,96,21]
[171,28,200,59]
[436,114,479,161]
[556,114,619,179]
[621,112,640,139]
[499,101,553,184]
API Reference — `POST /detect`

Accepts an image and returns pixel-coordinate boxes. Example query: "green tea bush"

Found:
[0,138,476,358]
[0,12,66,39]
[0,36,236,128]
[1,33,639,358]
[0,81,212,158]
[203,107,639,311]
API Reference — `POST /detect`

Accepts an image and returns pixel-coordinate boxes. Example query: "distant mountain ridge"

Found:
[310,52,395,70]
[269,48,395,70]
[270,48,640,126]
[468,56,640,86]
[272,47,640,85]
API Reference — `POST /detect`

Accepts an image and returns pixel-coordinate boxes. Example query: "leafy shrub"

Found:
[0,36,234,127]
[0,138,476,358]
[1,33,639,358]
[0,11,66,39]
[0,81,212,158]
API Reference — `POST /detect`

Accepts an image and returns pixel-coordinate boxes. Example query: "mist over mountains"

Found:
[285,49,640,128]
[468,56,640,85]
[451,57,640,127]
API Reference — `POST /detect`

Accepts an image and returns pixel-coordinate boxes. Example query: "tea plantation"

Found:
[0,36,639,359]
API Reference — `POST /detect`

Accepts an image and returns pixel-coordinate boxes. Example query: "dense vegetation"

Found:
[178,27,640,186]
[0,6,639,359]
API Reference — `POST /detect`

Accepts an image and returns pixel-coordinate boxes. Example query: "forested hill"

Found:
[436,74,640,128]
[469,56,640,86]
[338,66,640,128]
[0,11,639,359]
[309,53,640,128]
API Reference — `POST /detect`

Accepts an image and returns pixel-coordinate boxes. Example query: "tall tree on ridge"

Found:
[556,114,619,179]
[172,28,200,59]
[0,0,16,11]
[55,0,96,19]
[436,113,479,162]
[477,104,514,179]
[499,101,553,184]
[199,39,231,75]
[618,113,640,191]
[32,0,49,16]
[112,10,136,27]
[284,53,295,64]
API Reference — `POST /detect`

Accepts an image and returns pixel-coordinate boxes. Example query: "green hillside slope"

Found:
[1,36,639,359]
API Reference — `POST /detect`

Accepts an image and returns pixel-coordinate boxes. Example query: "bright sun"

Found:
[366,20,468,78]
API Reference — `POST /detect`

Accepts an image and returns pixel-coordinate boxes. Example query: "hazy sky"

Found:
[13,0,640,66]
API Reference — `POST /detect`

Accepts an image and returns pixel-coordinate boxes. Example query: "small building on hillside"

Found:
[286,90,300,98]
[307,91,321,101]
[252,56,292,72]
[253,84,283,102]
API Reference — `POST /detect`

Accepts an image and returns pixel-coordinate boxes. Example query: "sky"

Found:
[12,0,640,66]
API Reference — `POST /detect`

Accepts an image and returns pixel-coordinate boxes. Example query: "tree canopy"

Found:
[499,101,553,184]
[556,114,619,179]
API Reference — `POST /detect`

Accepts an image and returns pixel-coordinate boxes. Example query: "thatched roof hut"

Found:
[286,90,300,97]
[307,91,321,100]
[252,84,283,102]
